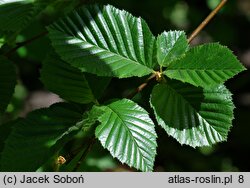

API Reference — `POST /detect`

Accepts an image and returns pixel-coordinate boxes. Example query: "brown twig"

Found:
[188,0,228,43]
[136,73,156,93]
[127,73,156,99]
[127,0,228,99]
[73,137,96,172]
[5,31,48,57]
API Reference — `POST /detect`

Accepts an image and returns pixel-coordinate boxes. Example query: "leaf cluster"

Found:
[0,2,246,171]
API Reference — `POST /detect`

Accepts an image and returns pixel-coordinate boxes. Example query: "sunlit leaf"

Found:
[48,4,156,78]
[95,99,157,172]
[157,30,188,67]
[164,43,246,87]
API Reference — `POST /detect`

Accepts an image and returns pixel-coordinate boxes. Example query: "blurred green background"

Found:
[1,0,250,171]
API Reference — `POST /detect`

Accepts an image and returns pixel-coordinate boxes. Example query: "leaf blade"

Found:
[164,43,246,87]
[48,4,156,78]
[0,103,84,171]
[0,56,16,115]
[0,0,34,32]
[157,30,188,67]
[95,99,157,172]
[150,80,234,147]
[0,0,49,33]
[40,54,95,104]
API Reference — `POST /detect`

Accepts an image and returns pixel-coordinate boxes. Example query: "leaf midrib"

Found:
[161,34,183,65]
[107,104,150,170]
[50,29,154,73]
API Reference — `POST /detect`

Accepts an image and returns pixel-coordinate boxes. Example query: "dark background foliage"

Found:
[1,0,250,171]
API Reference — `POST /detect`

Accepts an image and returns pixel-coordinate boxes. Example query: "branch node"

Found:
[155,71,163,82]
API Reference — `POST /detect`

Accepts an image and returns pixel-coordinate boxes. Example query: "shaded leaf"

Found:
[0,0,34,32]
[0,0,49,33]
[0,56,16,115]
[40,54,95,104]
[0,121,16,158]
[48,4,156,78]
[95,99,157,172]
[150,80,234,147]
[164,43,246,87]
[85,73,111,100]
[0,103,84,171]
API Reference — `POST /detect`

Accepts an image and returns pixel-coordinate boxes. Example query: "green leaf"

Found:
[164,43,246,87]
[157,30,188,67]
[150,80,234,148]
[0,0,48,33]
[84,73,111,100]
[48,4,156,78]
[0,121,15,156]
[0,0,34,32]
[0,56,16,115]
[0,103,84,171]
[40,54,96,104]
[94,99,157,172]
[0,121,16,166]
[59,106,103,172]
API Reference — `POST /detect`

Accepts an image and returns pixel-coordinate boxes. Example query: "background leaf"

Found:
[156,30,188,67]
[0,121,15,160]
[0,56,16,116]
[48,4,156,78]
[0,0,35,32]
[0,0,49,33]
[0,103,84,171]
[40,54,96,104]
[95,99,157,172]
[150,80,234,148]
[164,43,246,87]
[84,73,111,100]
